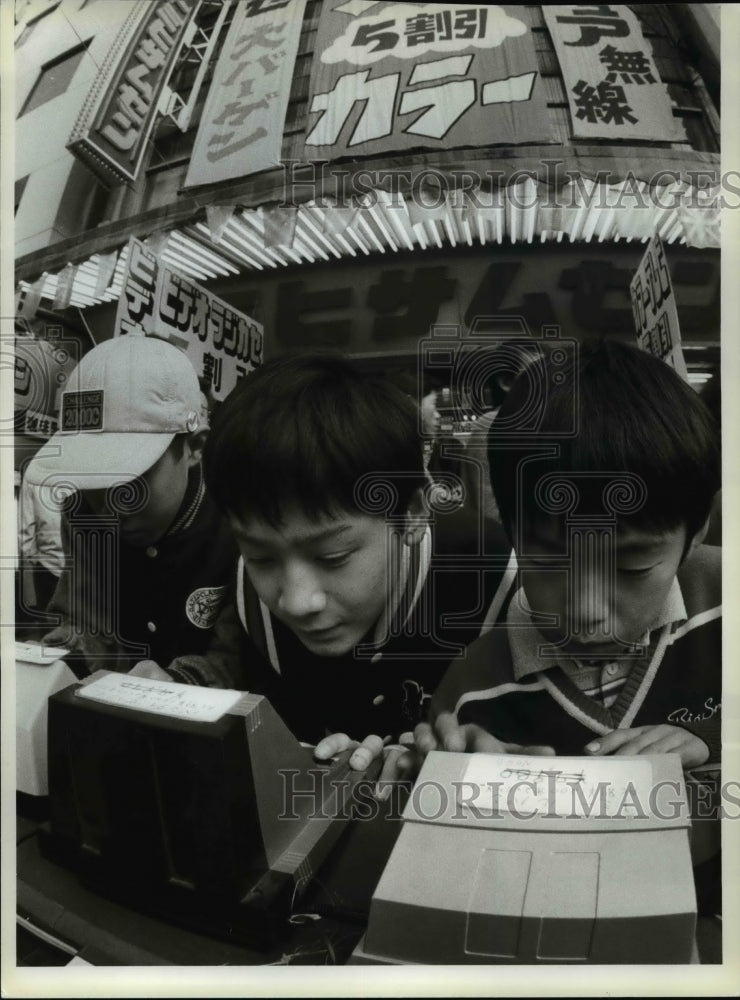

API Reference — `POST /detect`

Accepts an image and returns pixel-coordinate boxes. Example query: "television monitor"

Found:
[41,670,380,949]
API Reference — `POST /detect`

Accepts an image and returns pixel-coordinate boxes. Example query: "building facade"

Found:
[13,1,722,447]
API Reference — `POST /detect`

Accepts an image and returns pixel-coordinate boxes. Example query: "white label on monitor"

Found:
[76,672,243,723]
[461,753,655,820]
[15,641,71,664]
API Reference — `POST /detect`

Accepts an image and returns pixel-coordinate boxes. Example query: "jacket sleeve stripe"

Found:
[480,549,518,635]
[454,678,547,717]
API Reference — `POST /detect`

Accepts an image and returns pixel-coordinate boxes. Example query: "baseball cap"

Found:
[26,336,202,490]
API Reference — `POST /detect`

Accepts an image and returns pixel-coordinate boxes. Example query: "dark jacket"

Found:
[42,465,238,674]
[165,508,515,744]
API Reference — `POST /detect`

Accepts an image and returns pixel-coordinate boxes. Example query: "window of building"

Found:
[16,1,60,47]
[19,41,90,117]
[15,176,29,215]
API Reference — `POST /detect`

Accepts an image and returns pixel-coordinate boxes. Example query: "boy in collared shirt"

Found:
[417,339,721,769]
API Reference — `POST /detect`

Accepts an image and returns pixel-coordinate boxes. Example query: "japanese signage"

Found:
[23,410,58,439]
[303,2,554,159]
[543,5,686,142]
[185,0,307,187]
[15,335,79,439]
[630,234,688,379]
[213,246,717,358]
[68,0,198,185]
[113,238,263,400]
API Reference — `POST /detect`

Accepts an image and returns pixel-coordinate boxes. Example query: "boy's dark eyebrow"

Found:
[236,524,355,546]
[522,527,671,556]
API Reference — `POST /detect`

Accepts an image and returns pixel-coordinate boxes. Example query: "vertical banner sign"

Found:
[630,234,688,380]
[543,5,686,142]
[185,0,307,187]
[67,0,198,185]
[303,2,555,159]
[113,238,264,400]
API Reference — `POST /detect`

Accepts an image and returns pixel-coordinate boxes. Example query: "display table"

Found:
[16,791,406,967]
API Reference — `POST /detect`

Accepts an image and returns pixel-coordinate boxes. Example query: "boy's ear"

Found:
[684,514,711,559]
[404,488,429,545]
[184,429,208,468]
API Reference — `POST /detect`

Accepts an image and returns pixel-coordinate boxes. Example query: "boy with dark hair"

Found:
[416,338,721,769]
[25,335,237,674]
[137,352,513,773]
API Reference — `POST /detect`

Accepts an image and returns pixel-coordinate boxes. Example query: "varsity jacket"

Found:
[165,508,515,744]
[42,465,238,674]
[432,544,722,764]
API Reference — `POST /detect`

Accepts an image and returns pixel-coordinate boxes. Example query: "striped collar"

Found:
[508,577,687,683]
[366,524,432,650]
[165,464,206,537]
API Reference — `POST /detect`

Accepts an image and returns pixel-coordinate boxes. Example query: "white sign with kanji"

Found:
[630,234,688,380]
[304,2,555,158]
[113,238,263,401]
[185,0,307,186]
[543,5,686,142]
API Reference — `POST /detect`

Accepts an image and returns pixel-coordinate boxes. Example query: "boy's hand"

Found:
[313,732,415,799]
[314,732,382,769]
[129,659,172,681]
[584,725,709,768]
[415,713,557,757]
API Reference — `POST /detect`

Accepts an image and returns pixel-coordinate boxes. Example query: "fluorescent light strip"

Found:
[163,240,219,279]
[160,251,213,281]
[239,212,291,266]
[232,216,284,267]
[442,210,457,248]
[379,193,415,251]
[334,232,357,256]
[356,213,386,253]
[345,226,371,254]
[311,205,358,257]
[507,187,519,244]
[596,207,616,243]
[173,232,239,274]
[296,210,333,259]
[367,202,398,252]
[304,205,343,257]
[193,221,265,270]
[413,219,428,250]
[476,214,487,246]
[428,219,443,249]
[524,178,538,243]
[159,245,213,279]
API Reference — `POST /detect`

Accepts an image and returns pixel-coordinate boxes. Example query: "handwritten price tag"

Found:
[77,672,243,723]
[461,753,654,818]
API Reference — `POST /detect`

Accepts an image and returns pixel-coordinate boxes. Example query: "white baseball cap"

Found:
[26,336,201,490]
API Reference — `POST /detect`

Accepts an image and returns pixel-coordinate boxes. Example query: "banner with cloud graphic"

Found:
[303,2,555,159]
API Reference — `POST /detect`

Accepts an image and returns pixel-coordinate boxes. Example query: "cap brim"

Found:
[24,431,176,490]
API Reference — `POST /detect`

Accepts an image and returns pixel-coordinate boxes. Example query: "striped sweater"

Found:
[432,544,722,764]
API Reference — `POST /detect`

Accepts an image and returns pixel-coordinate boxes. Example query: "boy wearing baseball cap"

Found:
[24,335,237,674]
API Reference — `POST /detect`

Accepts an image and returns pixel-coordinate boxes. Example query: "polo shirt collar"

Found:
[509,576,687,682]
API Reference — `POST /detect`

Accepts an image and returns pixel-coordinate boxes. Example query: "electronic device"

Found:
[352,750,697,964]
[16,641,75,797]
[40,670,381,949]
